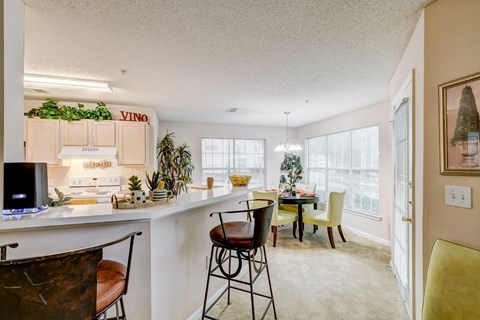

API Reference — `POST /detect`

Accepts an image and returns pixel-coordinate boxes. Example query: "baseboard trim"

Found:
[342,225,391,246]
[187,266,249,320]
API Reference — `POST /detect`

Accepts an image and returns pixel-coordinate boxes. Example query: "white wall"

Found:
[297,101,393,243]
[159,121,294,187]
[4,0,23,162]
[389,11,424,320]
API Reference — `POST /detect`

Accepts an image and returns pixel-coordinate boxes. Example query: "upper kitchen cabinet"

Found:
[116,122,147,165]
[62,120,88,146]
[61,120,115,147]
[26,118,61,165]
[91,121,115,146]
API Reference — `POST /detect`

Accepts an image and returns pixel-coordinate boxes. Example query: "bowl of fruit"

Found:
[229,175,251,187]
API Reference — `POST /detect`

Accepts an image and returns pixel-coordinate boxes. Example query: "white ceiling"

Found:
[23,0,432,127]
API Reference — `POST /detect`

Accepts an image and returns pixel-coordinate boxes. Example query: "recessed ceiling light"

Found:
[225,107,238,113]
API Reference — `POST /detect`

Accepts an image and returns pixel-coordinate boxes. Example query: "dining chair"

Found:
[247,191,297,247]
[422,239,480,320]
[0,231,142,320]
[202,199,277,319]
[302,190,346,248]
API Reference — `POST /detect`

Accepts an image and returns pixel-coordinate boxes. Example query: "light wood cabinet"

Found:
[26,118,61,165]
[91,121,115,146]
[62,120,115,147]
[25,119,148,166]
[116,122,146,165]
[62,120,89,146]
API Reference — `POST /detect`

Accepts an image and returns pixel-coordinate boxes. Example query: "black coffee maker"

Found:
[3,162,48,211]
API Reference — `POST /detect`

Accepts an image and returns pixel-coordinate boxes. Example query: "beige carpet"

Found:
[207,225,408,320]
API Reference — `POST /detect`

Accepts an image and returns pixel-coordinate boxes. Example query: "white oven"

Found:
[68,176,121,203]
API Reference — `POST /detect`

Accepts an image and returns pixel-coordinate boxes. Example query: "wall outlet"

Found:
[445,185,472,209]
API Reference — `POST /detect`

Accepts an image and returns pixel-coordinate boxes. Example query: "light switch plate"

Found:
[445,185,472,209]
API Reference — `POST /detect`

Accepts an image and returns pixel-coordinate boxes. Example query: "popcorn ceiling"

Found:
[23,0,432,127]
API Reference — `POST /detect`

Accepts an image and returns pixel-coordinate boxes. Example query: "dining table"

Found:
[278,195,319,242]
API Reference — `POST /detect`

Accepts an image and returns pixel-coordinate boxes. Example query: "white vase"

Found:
[128,190,146,205]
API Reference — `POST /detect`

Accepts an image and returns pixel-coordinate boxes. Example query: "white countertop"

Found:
[0,185,260,232]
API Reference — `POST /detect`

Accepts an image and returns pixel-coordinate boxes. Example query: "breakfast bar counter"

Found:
[0,186,257,231]
[0,185,259,320]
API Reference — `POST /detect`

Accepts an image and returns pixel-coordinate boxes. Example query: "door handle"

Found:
[402,216,412,223]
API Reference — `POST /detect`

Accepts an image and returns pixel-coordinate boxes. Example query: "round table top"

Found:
[278,195,318,204]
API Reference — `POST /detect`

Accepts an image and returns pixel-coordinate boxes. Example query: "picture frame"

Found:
[439,72,480,175]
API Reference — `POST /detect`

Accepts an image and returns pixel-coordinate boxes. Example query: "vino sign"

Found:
[120,111,149,123]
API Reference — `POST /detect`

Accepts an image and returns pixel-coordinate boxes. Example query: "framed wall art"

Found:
[439,72,480,175]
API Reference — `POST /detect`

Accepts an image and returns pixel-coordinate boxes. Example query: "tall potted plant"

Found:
[279,153,303,191]
[157,132,194,195]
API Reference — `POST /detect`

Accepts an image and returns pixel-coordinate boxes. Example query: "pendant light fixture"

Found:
[274,111,303,153]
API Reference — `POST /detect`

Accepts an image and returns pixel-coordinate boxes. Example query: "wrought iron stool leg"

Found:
[202,245,215,319]
[248,249,256,320]
[227,249,232,305]
[263,246,277,319]
[120,297,127,319]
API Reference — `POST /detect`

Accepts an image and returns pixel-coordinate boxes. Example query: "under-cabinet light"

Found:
[24,74,113,92]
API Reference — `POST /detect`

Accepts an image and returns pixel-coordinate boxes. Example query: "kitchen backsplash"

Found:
[47,159,152,191]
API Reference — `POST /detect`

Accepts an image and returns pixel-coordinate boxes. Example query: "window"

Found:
[202,138,266,186]
[307,126,379,216]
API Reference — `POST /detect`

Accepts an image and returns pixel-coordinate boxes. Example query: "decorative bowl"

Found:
[229,175,251,187]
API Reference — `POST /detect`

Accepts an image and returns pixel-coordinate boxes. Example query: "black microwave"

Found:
[4,162,48,210]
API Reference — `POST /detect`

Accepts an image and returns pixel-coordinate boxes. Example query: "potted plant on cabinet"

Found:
[157,132,194,195]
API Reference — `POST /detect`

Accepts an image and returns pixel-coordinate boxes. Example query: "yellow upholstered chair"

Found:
[302,190,346,248]
[247,191,297,247]
[422,239,480,320]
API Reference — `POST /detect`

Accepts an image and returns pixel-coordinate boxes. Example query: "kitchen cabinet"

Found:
[62,120,115,147]
[25,118,148,165]
[26,118,61,165]
[116,122,147,165]
[91,121,115,146]
[62,120,89,146]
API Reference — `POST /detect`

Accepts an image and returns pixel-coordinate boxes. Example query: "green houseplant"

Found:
[128,175,142,191]
[157,132,194,195]
[279,153,303,190]
[145,171,161,191]
[48,188,73,207]
[24,98,112,121]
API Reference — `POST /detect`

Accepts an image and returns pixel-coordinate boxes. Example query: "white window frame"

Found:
[306,125,380,216]
[201,138,266,186]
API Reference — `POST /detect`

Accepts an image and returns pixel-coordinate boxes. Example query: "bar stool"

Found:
[0,231,141,320]
[202,199,277,320]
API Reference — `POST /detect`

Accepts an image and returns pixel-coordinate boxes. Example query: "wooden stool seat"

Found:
[96,260,127,313]
[209,221,254,249]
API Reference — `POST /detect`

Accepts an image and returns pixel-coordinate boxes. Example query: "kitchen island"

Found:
[0,185,259,320]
